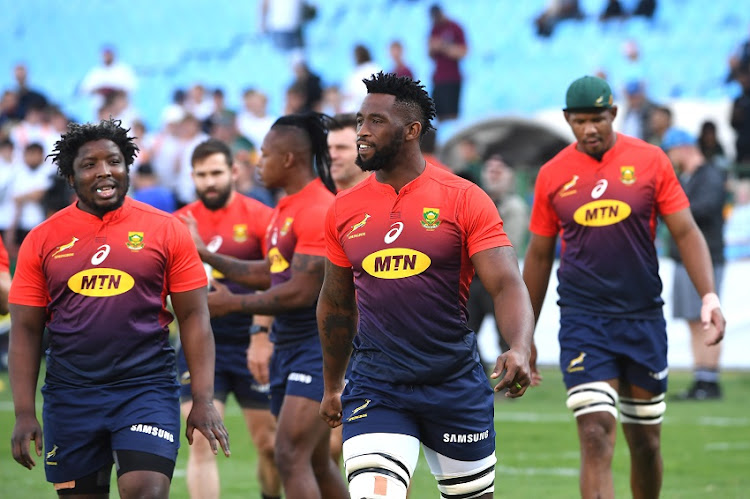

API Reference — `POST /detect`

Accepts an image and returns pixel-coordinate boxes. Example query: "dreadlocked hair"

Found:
[272,112,336,193]
[48,117,139,178]
[362,71,436,137]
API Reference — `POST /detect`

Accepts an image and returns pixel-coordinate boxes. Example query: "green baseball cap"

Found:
[564,76,614,112]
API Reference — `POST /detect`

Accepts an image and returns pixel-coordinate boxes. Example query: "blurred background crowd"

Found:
[1,0,750,265]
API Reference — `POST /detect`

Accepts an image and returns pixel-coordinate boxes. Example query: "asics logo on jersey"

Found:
[573,200,631,227]
[130,424,175,443]
[384,222,404,244]
[591,179,608,199]
[206,235,223,253]
[362,248,431,279]
[567,352,586,372]
[347,213,371,239]
[52,237,79,258]
[68,268,135,297]
[91,244,111,265]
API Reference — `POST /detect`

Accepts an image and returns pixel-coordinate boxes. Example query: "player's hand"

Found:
[247,332,273,385]
[319,391,344,428]
[529,341,543,386]
[185,400,231,457]
[491,348,531,398]
[11,413,43,469]
[207,280,237,318]
[178,211,207,254]
[701,293,726,346]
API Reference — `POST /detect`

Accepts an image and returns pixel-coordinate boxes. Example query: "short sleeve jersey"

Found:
[267,178,334,345]
[174,193,272,344]
[326,162,509,384]
[529,133,688,318]
[9,197,207,384]
[0,238,8,273]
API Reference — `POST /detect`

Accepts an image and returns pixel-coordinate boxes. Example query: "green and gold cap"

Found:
[564,76,614,112]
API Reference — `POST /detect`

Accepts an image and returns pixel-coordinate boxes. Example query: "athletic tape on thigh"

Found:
[566,381,618,419]
[619,394,666,425]
[435,462,496,499]
[346,452,410,498]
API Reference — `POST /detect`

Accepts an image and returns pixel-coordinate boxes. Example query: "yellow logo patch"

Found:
[67,269,135,297]
[52,237,79,258]
[362,248,431,279]
[567,352,586,373]
[620,166,636,185]
[280,217,294,236]
[126,232,144,250]
[233,224,248,242]
[268,247,290,273]
[573,200,631,226]
[420,208,441,230]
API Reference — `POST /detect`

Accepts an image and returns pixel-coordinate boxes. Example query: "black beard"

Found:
[355,134,404,172]
[198,188,232,210]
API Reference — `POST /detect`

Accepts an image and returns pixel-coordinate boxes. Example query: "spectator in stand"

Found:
[150,104,186,195]
[0,90,20,131]
[632,0,657,18]
[237,88,277,151]
[727,26,750,83]
[7,143,52,250]
[698,120,730,171]
[534,0,583,37]
[620,80,658,143]
[342,44,382,113]
[724,179,750,260]
[0,139,17,242]
[205,88,236,135]
[78,45,137,111]
[260,0,305,54]
[661,128,727,401]
[9,104,57,163]
[455,137,484,186]
[11,64,48,121]
[389,40,414,80]
[648,104,673,147]
[131,162,177,213]
[175,113,210,207]
[290,56,324,113]
[183,84,215,125]
[599,0,626,22]
[428,4,467,122]
[321,85,344,117]
[731,66,750,176]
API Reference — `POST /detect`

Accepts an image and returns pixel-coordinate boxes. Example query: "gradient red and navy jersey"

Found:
[9,197,207,384]
[267,178,334,345]
[326,162,510,384]
[175,193,272,344]
[0,238,8,273]
[529,133,688,318]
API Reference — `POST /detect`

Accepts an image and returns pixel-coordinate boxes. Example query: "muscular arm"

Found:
[209,253,325,317]
[9,304,47,468]
[316,260,357,427]
[473,246,534,394]
[0,271,10,315]
[522,233,558,322]
[172,287,230,456]
[663,208,726,342]
[201,251,271,290]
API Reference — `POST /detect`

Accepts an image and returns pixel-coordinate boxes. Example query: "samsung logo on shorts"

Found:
[130,424,174,442]
[288,372,312,384]
[443,430,490,444]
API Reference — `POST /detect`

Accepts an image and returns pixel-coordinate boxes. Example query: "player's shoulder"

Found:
[234,192,273,212]
[616,133,665,156]
[425,161,479,193]
[27,203,77,237]
[129,197,180,220]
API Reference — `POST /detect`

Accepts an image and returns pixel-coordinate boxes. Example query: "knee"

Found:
[578,418,616,456]
[627,429,661,458]
[118,474,170,499]
[187,431,218,463]
[253,430,276,462]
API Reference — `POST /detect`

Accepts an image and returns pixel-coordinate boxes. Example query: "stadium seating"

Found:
[0,0,748,129]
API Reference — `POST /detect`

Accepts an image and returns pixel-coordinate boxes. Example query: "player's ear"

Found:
[405,121,421,141]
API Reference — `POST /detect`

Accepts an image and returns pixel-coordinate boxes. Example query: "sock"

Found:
[694,367,719,384]
[261,494,281,499]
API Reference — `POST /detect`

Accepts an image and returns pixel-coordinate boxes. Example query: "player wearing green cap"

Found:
[522,75,726,498]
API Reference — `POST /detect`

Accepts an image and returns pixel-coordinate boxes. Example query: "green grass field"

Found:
[1,366,749,498]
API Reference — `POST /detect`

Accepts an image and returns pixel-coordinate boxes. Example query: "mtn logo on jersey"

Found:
[362,248,431,279]
[573,200,631,227]
[420,208,441,230]
[620,166,636,185]
[67,268,135,297]
[126,232,144,251]
[268,247,290,273]
[52,237,79,259]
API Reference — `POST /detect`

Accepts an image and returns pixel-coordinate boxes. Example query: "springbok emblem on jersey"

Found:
[347,213,371,238]
[53,237,79,257]
[567,352,587,373]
